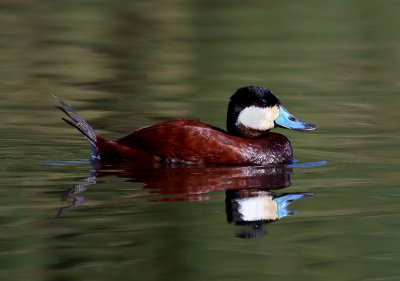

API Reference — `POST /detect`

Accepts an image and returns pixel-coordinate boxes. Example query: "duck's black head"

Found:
[227,86,316,138]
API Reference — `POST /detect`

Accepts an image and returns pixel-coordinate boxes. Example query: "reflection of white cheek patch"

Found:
[236,105,280,131]
[236,196,278,221]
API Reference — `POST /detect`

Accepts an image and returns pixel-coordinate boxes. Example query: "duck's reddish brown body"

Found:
[95,120,293,165]
[54,86,317,166]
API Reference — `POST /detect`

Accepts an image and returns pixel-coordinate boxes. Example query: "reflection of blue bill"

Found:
[275,193,314,219]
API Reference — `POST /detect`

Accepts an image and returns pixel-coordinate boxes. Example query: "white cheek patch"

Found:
[236,105,280,131]
[236,195,278,221]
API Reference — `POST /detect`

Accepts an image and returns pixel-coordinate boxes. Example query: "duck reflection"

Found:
[58,161,314,237]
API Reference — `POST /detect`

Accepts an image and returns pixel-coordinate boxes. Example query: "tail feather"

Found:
[54,94,100,159]
[56,106,80,125]
[60,117,94,144]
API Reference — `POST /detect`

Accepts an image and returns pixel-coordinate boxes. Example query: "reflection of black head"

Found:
[236,224,267,239]
[226,189,315,239]
[227,190,272,239]
[227,86,281,136]
[226,189,279,226]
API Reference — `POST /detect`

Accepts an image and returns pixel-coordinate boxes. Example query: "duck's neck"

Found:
[231,123,270,138]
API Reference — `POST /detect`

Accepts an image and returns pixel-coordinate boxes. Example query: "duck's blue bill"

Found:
[275,106,317,131]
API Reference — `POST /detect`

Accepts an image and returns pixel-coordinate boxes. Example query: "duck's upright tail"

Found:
[53,94,100,159]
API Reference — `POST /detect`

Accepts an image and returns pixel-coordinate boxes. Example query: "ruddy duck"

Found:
[54,86,316,165]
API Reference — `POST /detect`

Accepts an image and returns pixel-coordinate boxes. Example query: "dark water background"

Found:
[1,0,400,280]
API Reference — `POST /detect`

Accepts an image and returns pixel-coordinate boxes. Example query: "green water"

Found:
[1,0,400,280]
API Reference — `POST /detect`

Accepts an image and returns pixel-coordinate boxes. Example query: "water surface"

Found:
[1,0,400,280]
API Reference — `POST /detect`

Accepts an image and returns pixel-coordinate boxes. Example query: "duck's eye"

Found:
[260,99,268,106]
